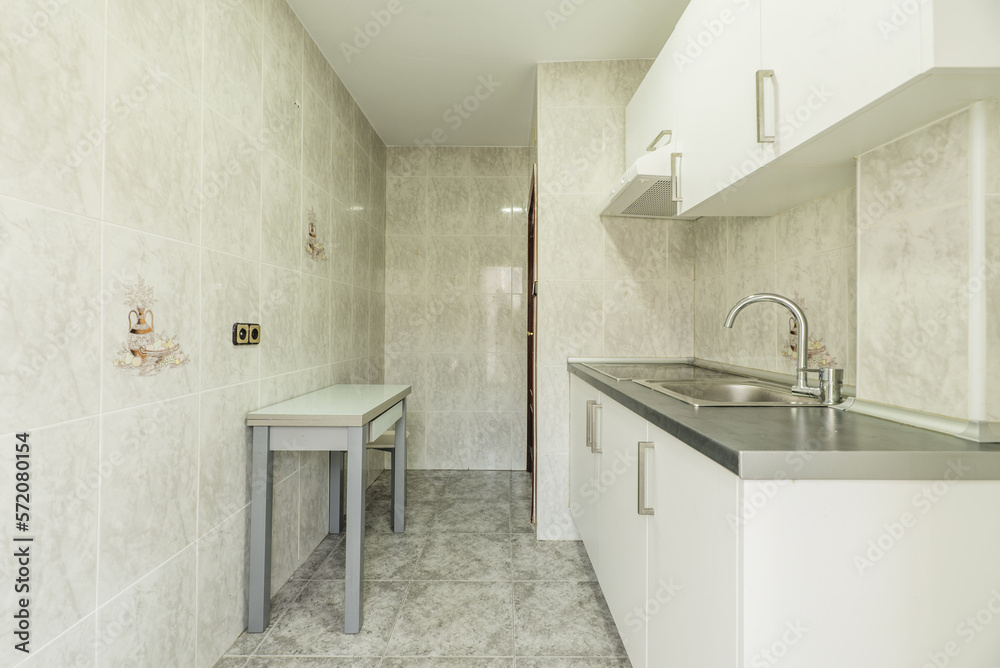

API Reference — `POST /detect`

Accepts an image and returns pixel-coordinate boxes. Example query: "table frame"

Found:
[248,397,406,634]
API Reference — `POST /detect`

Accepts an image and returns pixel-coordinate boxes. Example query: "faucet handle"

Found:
[816,368,844,405]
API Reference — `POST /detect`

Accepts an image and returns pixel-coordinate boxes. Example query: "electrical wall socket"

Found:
[232,323,261,346]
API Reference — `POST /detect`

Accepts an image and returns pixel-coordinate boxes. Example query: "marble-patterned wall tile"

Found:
[385,293,428,355]
[471,178,512,236]
[302,180,332,279]
[695,218,728,279]
[693,274,729,363]
[0,2,105,217]
[300,275,331,369]
[604,217,669,281]
[262,151,302,271]
[427,178,471,236]
[103,40,201,243]
[775,187,855,259]
[666,221,697,283]
[96,546,197,667]
[201,251,261,390]
[263,36,302,171]
[19,614,96,668]
[726,266,778,372]
[196,508,249,668]
[728,216,775,270]
[536,366,570,456]
[427,236,471,294]
[987,103,1000,195]
[262,0,303,70]
[538,108,612,195]
[467,412,514,470]
[537,281,604,367]
[538,61,604,109]
[426,147,471,177]
[0,419,99,667]
[107,0,202,96]
[385,353,427,412]
[303,37,333,109]
[471,236,513,294]
[386,177,428,235]
[303,84,333,191]
[98,396,198,603]
[987,196,1000,421]
[199,382,257,535]
[538,193,604,281]
[469,353,520,412]
[260,264,301,377]
[859,112,969,230]
[425,293,470,354]
[470,295,514,353]
[330,279,355,362]
[202,110,262,260]
[101,226,200,412]
[298,450,330,555]
[603,59,653,107]
[386,235,427,294]
[204,0,262,137]
[270,472,300,593]
[536,451,580,541]
[424,412,473,469]
[0,199,101,434]
[425,353,472,412]
[859,204,970,417]
[332,119,356,207]
[604,280,691,359]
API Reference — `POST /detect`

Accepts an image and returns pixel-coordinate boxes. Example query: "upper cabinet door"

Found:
[760,0,924,159]
[673,0,764,211]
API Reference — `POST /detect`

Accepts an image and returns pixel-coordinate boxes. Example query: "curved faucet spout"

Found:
[724,293,816,396]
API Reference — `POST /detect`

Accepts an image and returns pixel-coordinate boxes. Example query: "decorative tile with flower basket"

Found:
[112,276,190,375]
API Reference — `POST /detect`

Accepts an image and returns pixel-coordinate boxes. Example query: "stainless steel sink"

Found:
[634,379,826,407]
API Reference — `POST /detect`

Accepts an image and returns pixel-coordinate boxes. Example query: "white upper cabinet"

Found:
[760,0,923,159]
[674,0,763,212]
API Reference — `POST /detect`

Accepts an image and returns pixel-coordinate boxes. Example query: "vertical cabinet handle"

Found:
[591,403,603,454]
[585,401,596,451]
[756,70,776,143]
[670,153,683,202]
[638,442,654,516]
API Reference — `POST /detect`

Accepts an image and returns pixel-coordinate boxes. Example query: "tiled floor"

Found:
[216,470,631,667]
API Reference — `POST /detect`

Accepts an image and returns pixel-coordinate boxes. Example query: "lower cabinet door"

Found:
[568,374,602,569]
[597,398,649,668]
[646,424,740,667]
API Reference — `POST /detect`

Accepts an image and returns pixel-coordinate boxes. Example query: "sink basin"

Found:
[634,379,826,407]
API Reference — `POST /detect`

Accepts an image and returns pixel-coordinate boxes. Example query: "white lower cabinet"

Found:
[570,376,1000,668]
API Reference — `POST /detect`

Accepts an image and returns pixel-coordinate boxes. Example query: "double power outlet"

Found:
[232,323,261,346]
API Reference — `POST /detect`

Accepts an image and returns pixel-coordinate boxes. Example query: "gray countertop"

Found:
[568,363,1000,480]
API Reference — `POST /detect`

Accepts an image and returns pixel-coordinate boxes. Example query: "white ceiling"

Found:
[287,0,690,147]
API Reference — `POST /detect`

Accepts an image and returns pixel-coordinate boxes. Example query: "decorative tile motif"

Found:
[111,277,190,374]
[305,207,328,261]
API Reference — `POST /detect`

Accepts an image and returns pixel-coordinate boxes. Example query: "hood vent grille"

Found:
[602,174,678,219]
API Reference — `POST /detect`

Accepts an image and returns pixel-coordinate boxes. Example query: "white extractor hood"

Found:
[600,133,681,219]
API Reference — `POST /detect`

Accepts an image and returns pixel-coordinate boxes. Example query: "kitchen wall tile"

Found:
[386,293,428,354]
[204,0,263,137]
[538,193,604,281]
[387,146,429,177]
[300,275,331,368]
[537,281,604,367]
[353,146,374,214]
[728,216,775,270]
[603,59,653,107]
[427,147,472,177]
[298,450,330,556]
[426,293,470,354]
[260,264,301,377]
[0,1,105,217]
[536,451,579,541]
[469,353,519,412]
[0,419,98,667]
[351,284,370,358]
[0,199,101,434]
[470,147,510,178]
[103,40,201,243]
[859,204,970,418]
[201,250,260,390]
[303,37,333,109]
[726,266,778,372]
[196,508,250,668]
[403,410,428,469]
[471,178,512,236]
[537,366,570,455]
[666,220,696,282]
[427,236,471,294]
[270,472,300,592]
[107,0,202,97]
[332,119,356,206]
[468,412,513,470]
[987,195,1000,421]
[695,218,728,279]
[263,36,302,171]
[199,382,257,535]
[470,295,514,353]
[202,110,262,261]
[425,412,472,469]
[604,217,669,281]
[385,353,428,412]
[386,235,428,294]
[19,614,96,668]
[302,179,332,279]
[427,178,471,235]
[262,0,303,70]
[303,85,333,192]
[603,280,689,359]
[386,176,428,235]
[511,234,528,295]
[426,352,472,412]
[775,187,855,260]
[538,61,604,108]
[538,108,611,195]
[98,395,199,604]
[96,546,197,667]
[471,236,513,294]
[987,103,1000,195]
[859,112,969,230]
[694,274,729,364]
[101,225,200,413]
[262,151,302,270]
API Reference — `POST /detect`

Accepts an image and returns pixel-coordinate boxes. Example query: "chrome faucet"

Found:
[724,293,843,404]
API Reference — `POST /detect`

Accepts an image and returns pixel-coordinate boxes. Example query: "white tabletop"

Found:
[247,384,411,427]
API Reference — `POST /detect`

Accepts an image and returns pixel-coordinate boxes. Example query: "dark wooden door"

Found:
[526,165,538,523]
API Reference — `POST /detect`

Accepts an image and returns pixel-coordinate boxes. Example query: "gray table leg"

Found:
[344,425,366,633]
[248,426,274,633]
[391,399,407,533]
[329,451,344,534]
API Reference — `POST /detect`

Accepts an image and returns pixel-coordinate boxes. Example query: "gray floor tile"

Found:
[292,534,345,580]
[367,496,438,534]
[314,533,426,581]
[414,534,512,581]
[247,659,380,667]
[256,580,408,657]
[441,471,512,500]
[512,535,595,581]
[406,477,447,503]
[513,582,626,657]
[510,496,534,535]
[386,581,515,657]
[433,498,511,533]
[381,659,514,667]
[511,473,532,501]
[514,660,630,668]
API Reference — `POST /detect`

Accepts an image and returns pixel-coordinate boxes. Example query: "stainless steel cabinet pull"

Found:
[585,400,596,451]
[591,403,603,454]
[756,70,776,143]
[638,442,654,516]
[670,153,683,203]
[646,130,672,152]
